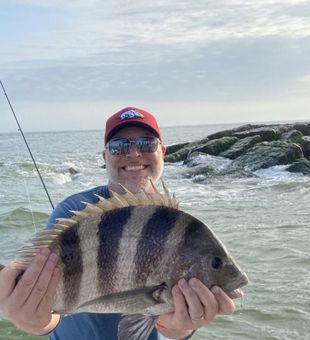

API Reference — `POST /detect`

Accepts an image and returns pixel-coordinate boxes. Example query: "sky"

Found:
[0,0,310,133]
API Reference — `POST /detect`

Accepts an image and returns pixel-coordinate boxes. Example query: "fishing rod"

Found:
[0,79,55,210]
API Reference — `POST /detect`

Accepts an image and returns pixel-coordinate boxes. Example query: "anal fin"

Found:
[118,314,157,340]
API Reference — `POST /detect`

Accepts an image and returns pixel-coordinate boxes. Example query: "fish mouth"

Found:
[227,288,244,299]
[225,273,249,300]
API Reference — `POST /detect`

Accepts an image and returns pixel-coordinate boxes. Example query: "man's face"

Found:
[103,126,166,194]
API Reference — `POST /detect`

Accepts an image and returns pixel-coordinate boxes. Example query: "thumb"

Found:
[0,262,23,300]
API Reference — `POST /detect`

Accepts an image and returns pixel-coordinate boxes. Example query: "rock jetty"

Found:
[165,122,310,180]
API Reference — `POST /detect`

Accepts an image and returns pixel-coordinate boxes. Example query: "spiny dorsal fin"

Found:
[13,180,178,269]
[101,179,178,209]
[55,218,78,226]
[108,191,129,208]
[81,202,104,213]
[94,194,115,211]
[118,184,140,205]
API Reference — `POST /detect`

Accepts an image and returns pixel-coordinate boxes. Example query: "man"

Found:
[0,107,235,339]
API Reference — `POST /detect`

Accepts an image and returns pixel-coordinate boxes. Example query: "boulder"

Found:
[194,136,238,156]
[68,167,79,175]
[182,164,215,178]
[233,127,281,141]
[165,136,236,162]
[164,148,190,163]
[206,124,265,140]
[273,124,293,134]
[183,152,210,166]
[301,136,310,157]
[192,137,210,145]
[165,142,190,156]
[182,164,256,181]
[232,141,303,171]
[220,135,262,159]
[164,138,210,163]
[292,123,310,136]
[287,158,310,175]
[280,129,303,144]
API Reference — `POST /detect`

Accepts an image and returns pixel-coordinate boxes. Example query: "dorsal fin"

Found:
[13,180,178,270]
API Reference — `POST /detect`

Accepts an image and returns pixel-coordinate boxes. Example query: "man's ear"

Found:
[161,145,166,157]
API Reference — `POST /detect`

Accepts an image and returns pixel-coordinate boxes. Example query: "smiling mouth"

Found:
[123,165,147,171]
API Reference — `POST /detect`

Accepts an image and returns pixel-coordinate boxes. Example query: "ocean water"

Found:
[0,124,309,340]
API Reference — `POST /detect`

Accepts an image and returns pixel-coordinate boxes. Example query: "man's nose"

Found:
[127,142,141,157]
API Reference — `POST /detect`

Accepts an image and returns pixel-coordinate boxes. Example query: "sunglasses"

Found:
[107,136,161,156]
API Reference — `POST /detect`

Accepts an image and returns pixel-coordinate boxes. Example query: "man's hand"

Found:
[157,278,235,338]
[0,248,60,335]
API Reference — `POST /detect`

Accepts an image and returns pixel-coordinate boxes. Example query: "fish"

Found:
[0,181,249,340]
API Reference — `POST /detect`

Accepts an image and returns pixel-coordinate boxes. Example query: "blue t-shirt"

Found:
[47,186,165,340]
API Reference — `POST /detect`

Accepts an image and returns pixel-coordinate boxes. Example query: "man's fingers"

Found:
[11,248,50,306]
[24,253,58,309]
[189,279,218,312]
[0,262,23,300]
[178,279,204,321]
[171,285,189,321]
[36,266,60,315]
[211,286,235,315]
[187,279,219,325]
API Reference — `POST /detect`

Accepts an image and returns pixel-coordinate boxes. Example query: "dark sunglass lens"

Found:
[109,138,130,155]
[136,137,158,153]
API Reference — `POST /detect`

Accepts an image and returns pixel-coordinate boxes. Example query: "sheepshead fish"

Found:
[1,182,248,340]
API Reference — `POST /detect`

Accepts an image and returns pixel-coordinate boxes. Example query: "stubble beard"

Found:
[108,168,163,194]
[109,176,155,194]
[127,177,150,193]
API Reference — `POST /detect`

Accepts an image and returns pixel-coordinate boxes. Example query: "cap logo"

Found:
[119,110,144,121]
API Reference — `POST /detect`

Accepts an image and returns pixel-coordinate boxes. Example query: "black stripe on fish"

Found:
[179,216,208,254]
[97,207,132,295]
[59,223,83,308]
[182,218,202,245]
[134,206,180,286]
[174,216,207,283]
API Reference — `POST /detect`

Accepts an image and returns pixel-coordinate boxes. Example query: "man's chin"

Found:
[121,178,154,194]
[125,181,149,194]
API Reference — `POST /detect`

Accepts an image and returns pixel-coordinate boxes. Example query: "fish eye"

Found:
[211,256,223,270]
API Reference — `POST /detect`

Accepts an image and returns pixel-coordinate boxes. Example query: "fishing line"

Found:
[0,79,55,210]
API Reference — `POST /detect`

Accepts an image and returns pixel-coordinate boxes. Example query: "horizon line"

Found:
[1,118,309,135]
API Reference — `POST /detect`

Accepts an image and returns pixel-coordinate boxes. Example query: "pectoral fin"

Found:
[77,283,167,314]
[118,314,157,340]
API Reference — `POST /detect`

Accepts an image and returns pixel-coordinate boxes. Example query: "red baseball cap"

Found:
[104,107,162,144]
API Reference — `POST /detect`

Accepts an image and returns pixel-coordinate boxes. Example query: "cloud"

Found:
[1,0,310,132]
[2,35,310,104]
[2,0,310,67]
